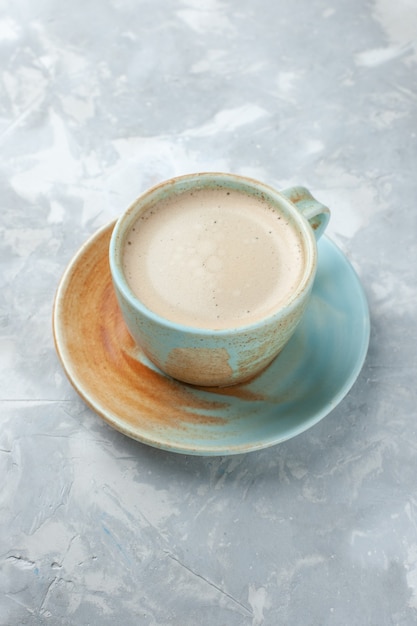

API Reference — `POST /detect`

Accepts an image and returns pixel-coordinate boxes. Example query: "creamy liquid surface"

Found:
[122,188,305,329]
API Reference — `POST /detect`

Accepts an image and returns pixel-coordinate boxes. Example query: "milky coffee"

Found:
[122,187,305,330]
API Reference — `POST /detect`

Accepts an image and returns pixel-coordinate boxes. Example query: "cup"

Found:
[109,172,330,386]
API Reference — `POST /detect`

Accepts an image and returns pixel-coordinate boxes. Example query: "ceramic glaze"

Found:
[53,222,370,454]
[109,173,330,386]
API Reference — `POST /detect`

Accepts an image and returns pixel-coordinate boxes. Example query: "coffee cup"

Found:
[109,172,330,386]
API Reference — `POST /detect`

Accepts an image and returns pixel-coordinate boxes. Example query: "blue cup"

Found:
[109,173,330,386]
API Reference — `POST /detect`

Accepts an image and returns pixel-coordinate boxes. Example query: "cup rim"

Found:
[109,172,318,335]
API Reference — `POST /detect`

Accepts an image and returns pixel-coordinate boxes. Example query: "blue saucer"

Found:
[54,224,370,456]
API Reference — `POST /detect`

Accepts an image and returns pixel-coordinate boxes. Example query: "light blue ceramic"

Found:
[54,223,369,456]
[109,173,330,386]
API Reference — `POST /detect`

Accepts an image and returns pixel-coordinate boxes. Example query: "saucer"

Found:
[53,222,370,456]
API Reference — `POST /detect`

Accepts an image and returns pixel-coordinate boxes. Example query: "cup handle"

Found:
[281,186,330,240]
